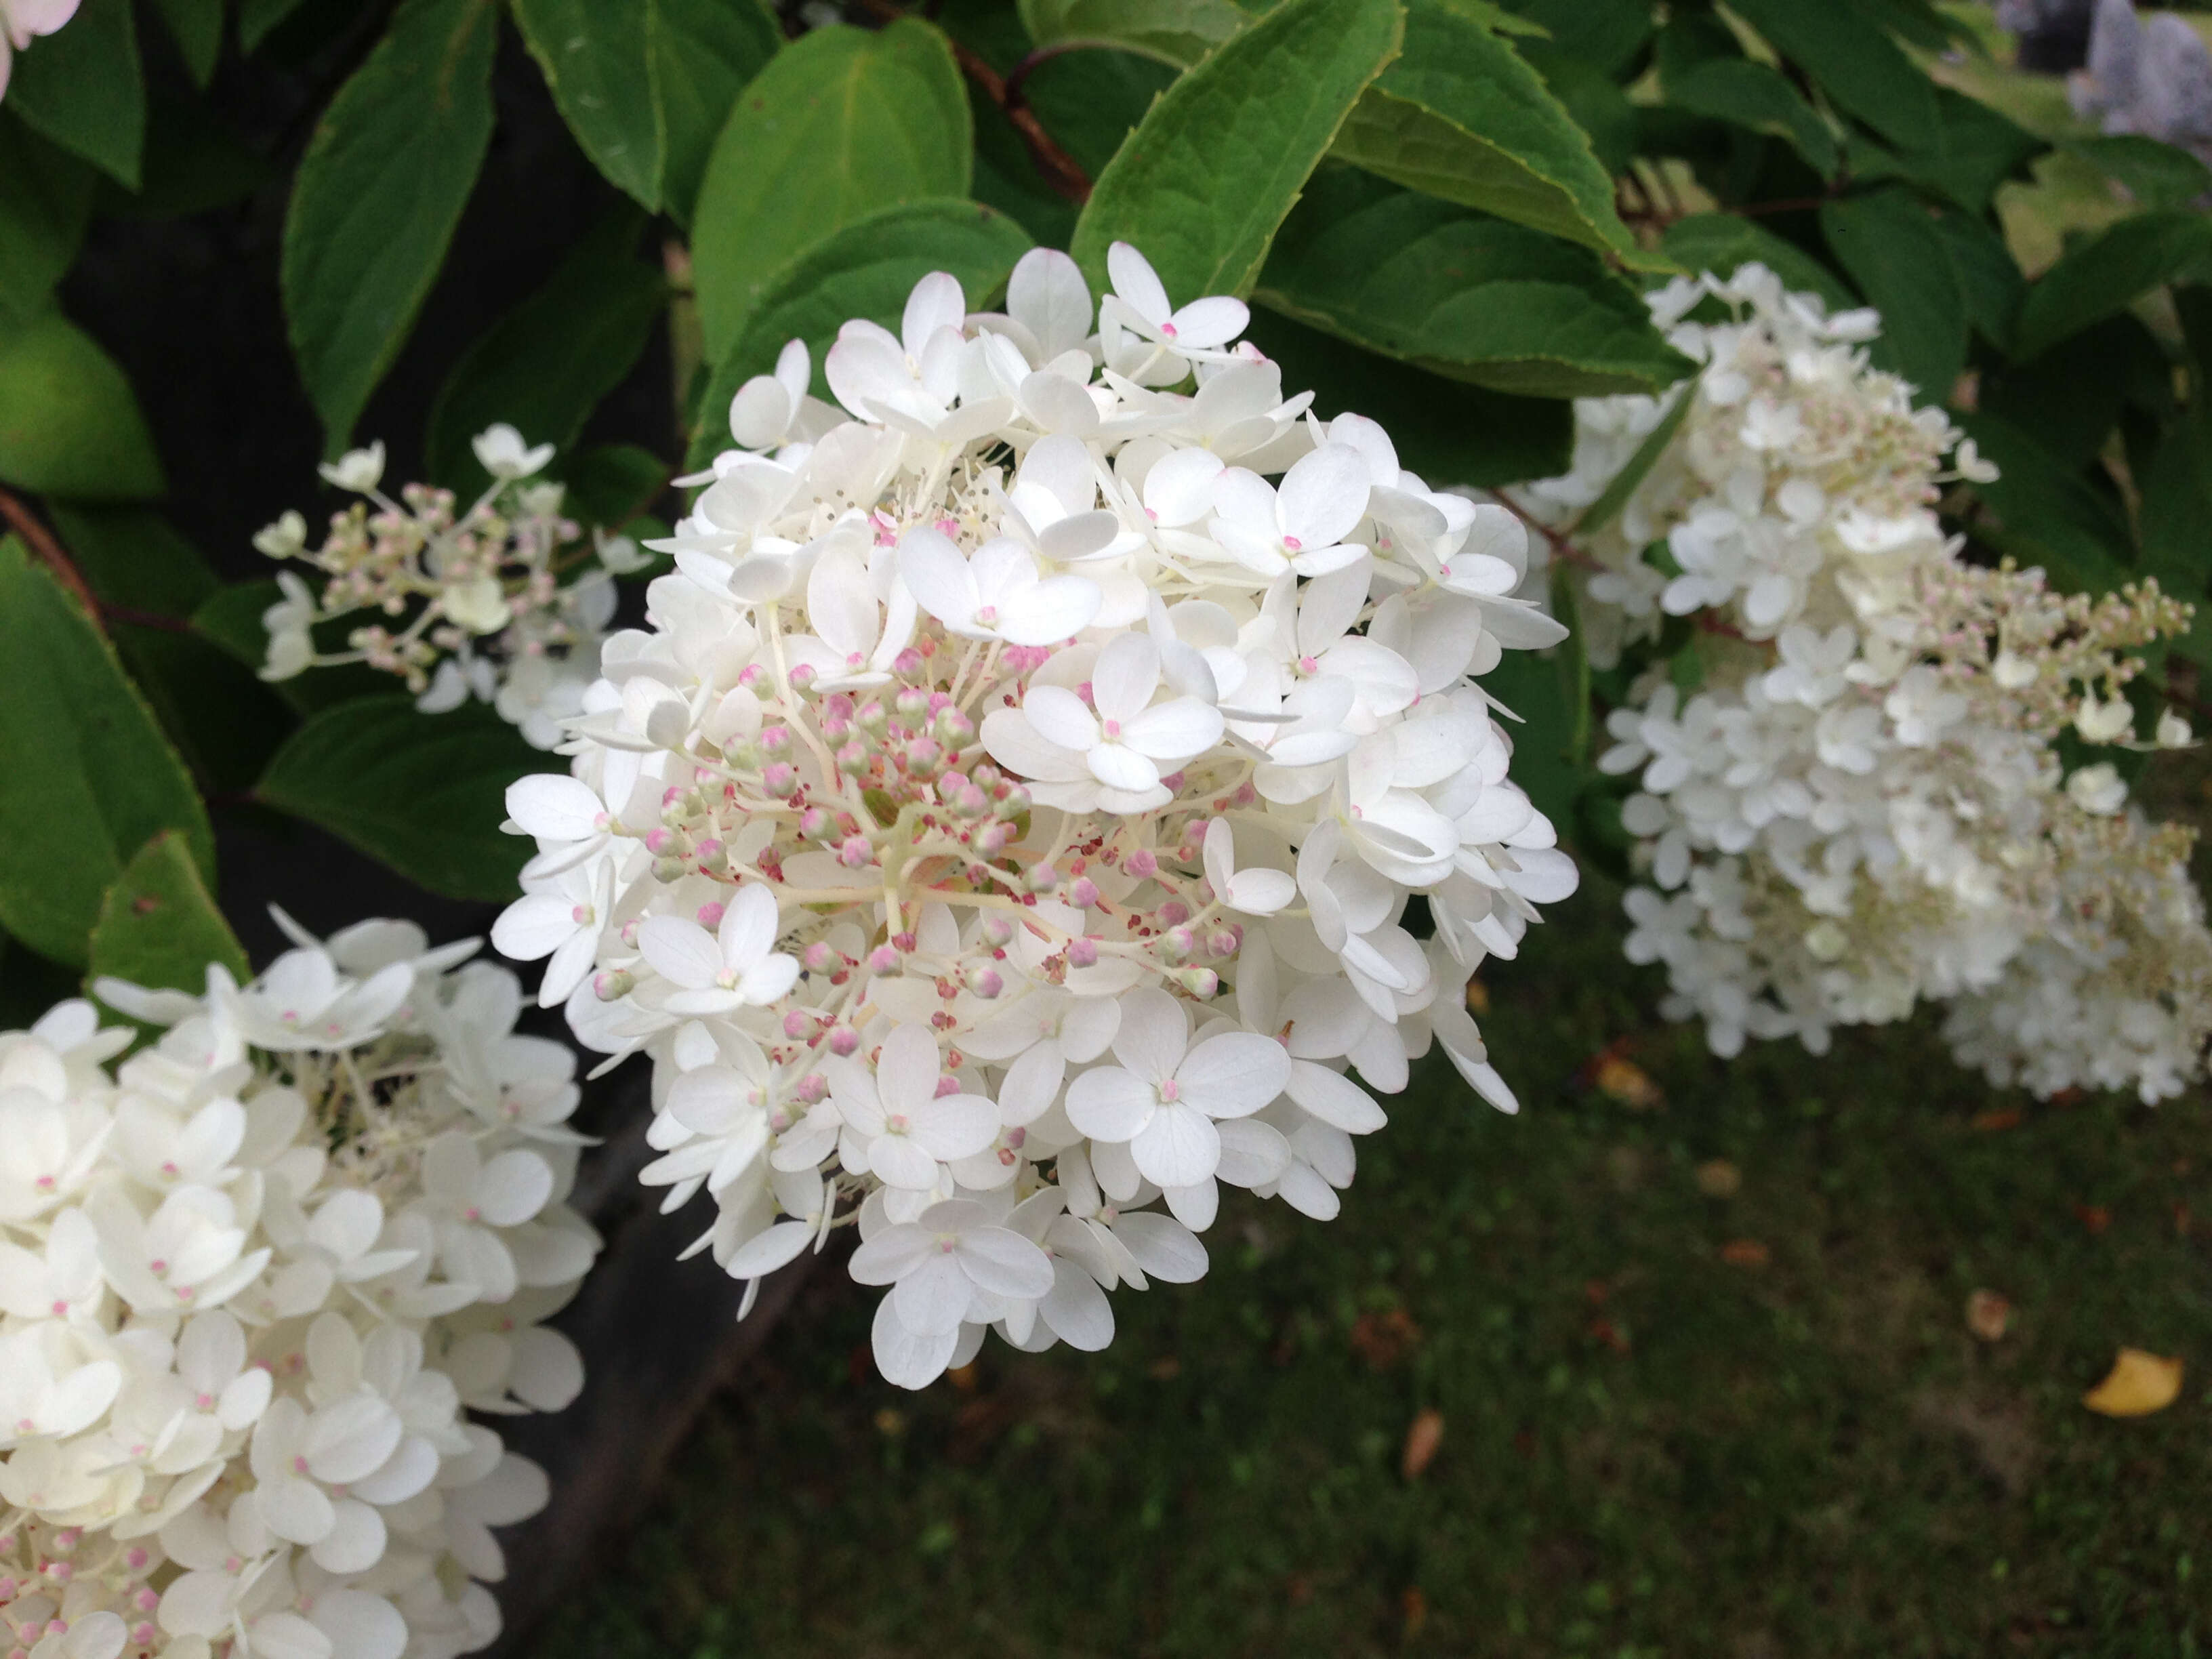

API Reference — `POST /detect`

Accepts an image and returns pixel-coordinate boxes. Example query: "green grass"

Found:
[536,880,2212,1659]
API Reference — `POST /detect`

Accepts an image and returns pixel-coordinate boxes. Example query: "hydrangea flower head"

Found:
[496,243,1577,1388]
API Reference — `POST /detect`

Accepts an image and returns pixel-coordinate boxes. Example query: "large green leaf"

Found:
[0,312,165,501]
[1664,57,1836,178]
[2013,212,2212,363]
[1253,169,1692,397]
[2066,136,2212,213]
[1659,214,1858,315]
[691,21,970,365]
[0,538,211,966]
[1247,310,1573,488]
[1724,0,1936,151]
[514,0,661,207]
[281,0,499,452]
[1957,412,2134,598]
[1015,0,1247,68]
[649,0,784,227]
[240,0,312,52]
[4,0,145,189]
[0,119,96,321]
[2137,413,2212,666]
[1332,0,1657,270]
[152,0,225,87]
[1851,88,2043,213]
[256,698,542,901]
[1821,190,1966,399]
[426,209,667,495]
[687,199,1033,470]
[89,832,248,997]
[1070,0,1404,302]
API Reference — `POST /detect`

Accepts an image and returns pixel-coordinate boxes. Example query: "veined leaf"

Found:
[649,0,784,227]
[0,538,211,966]
[1723,0,1937,151]
[0,120,96,323]
[256,698,543,901]
[281,0,499,453]
[89,831,248,997]
[1253,169,1692,398]
[1821,189,1966,398]
[4,0,145,188]
[514,0,662,207]
[1071,0,1404,301]
[0,311,165,501]
[691,21,970,365]
[1015,0,1246,67]
[1334,0,1659,270]
[688,199,1032,470]
[2014,211,2212,362]
[426,209,667,495]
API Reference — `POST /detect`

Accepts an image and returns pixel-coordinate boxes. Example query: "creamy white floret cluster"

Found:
[255,428,650,750]
[1517,264,2210,1101]
[0,918,598,1659]
[493,242,1578,1390]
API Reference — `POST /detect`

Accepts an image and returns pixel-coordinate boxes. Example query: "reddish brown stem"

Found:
[0,485,194,635]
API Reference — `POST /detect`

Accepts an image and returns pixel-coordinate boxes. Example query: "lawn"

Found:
[532,875,2212,1659]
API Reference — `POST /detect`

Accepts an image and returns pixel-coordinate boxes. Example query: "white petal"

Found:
[1176,1031,1291,1118]
[1131,1101,1221,1188]
[954,1225,1053,1300]
[1064,1067,1153,1143]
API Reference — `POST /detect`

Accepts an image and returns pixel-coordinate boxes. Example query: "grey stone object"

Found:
[2070,0,2212,164]
[1995,0,2096,71]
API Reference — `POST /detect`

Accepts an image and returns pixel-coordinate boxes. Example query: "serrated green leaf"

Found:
[89,831,247,998]
[281,0,498,453]
[152,0,225,86]
[1253,168,1692,397]
[1821,190,1965,398]
[1658,213,1859,315]
[2014,211,2212,362]
[1573,383,1694,538]
[0,538,212,966]
[1334,0,1657,270]
[692,22,970,365]
[4,0,144,188]
[1724,0,1936,150]
[1247,309,1572,487]
[426,209,666,495]
[256,697,541,900]
[1071,0,1404,302]
[687,199,1032,470]
[2066,135,2212,213]
[514,0,661,207]
[1665,57,1836,178]
[1957,411,2134,596]
[0,311,165,501]
[0,119,96,322]
[649,0,784,227]
[1015,0,1247,68]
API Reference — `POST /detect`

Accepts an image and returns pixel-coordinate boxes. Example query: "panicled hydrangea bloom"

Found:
[0,918,599,1659]
[493,243,1578,1389]
[1515,263,2211,1101]
[254,428,651,750]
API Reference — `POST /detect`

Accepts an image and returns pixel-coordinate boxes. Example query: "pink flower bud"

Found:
[782,1010,812,1038]
[594,970,634,1001]
[868,945,901,975]
[1069,877,1100,909]
[696,901,726,929]
[761,762,798,796]
[965,966,1004,998]
[1066,937,1099,968]
[828,1025,860,1056]
[1123,848,1158,878]
[803,941,836,972]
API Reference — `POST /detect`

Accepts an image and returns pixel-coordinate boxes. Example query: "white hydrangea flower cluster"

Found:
[493,242,1578,1390]
[0,918,598,1659]
[1516,264,2211,1101]
[254,427,651,750]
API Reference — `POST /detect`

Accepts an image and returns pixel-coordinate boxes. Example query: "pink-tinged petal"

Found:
[1119,697,1223,762]
[637,916,724,991]
[1063,1067,1153,1143]
[1131,1103,1220,1189]
[1110,1211,1206,1282]
[1176,1031,1291,1119]
[1089,632,1160,723]
[954,1225,1053,1299]
[872,1293,958,1389]
[1019,684,1100,751]
[1279,441,1372,548]
[912,1092,998,1161]
[1165,294,1248,348]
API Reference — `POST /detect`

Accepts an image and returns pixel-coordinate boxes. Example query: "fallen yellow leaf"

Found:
[2083,1348,2184,1418]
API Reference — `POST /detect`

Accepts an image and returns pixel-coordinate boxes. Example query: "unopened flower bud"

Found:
[594,970,634,1001]
[981,914,1015,947]
[964,966,1004,998]
[1177,966,1220,998]
[868,945,901,975]
[1069,877,1100,909]
[1123,848,1158,878]
[1065,937,1099,968]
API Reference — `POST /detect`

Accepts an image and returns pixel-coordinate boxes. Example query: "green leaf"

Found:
[566,443,672,532]
[687,199,1032,470]
[1957,411,2134,596]
[1723,0,1936,150]
[2065,136,2212,213]
[691,21,970,365]
[241,0,313,52]
[152,0,226,87]
[0,537,211,966]
[1666,57,1836,178]
[1015,0,1248,68]
[0,311,166,501]
[514,0,661,207]
[2013,211,2212,363]
[1333,0,1658,270]
[4,0,145,189]
[1246,309,1572,487]
[45,506,214,615]
[1849,87,2044,213]
[1932,208,2024,354]
[191,581,391,714]
[281,0,499,453]
[1820,190,1965,398]
[425,209,666,495]
[256,697,542,901]
[96,86,271,222]
[649,0,785,227]
[1659,213,1858,315]
[1071,0,1404,301]
[0,119,96,322]
[1252,168,1692,397]
[1572,383,1694,538]
[88,831,247,997]
[966,42,1176,248]
[1984,315,2168,468]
